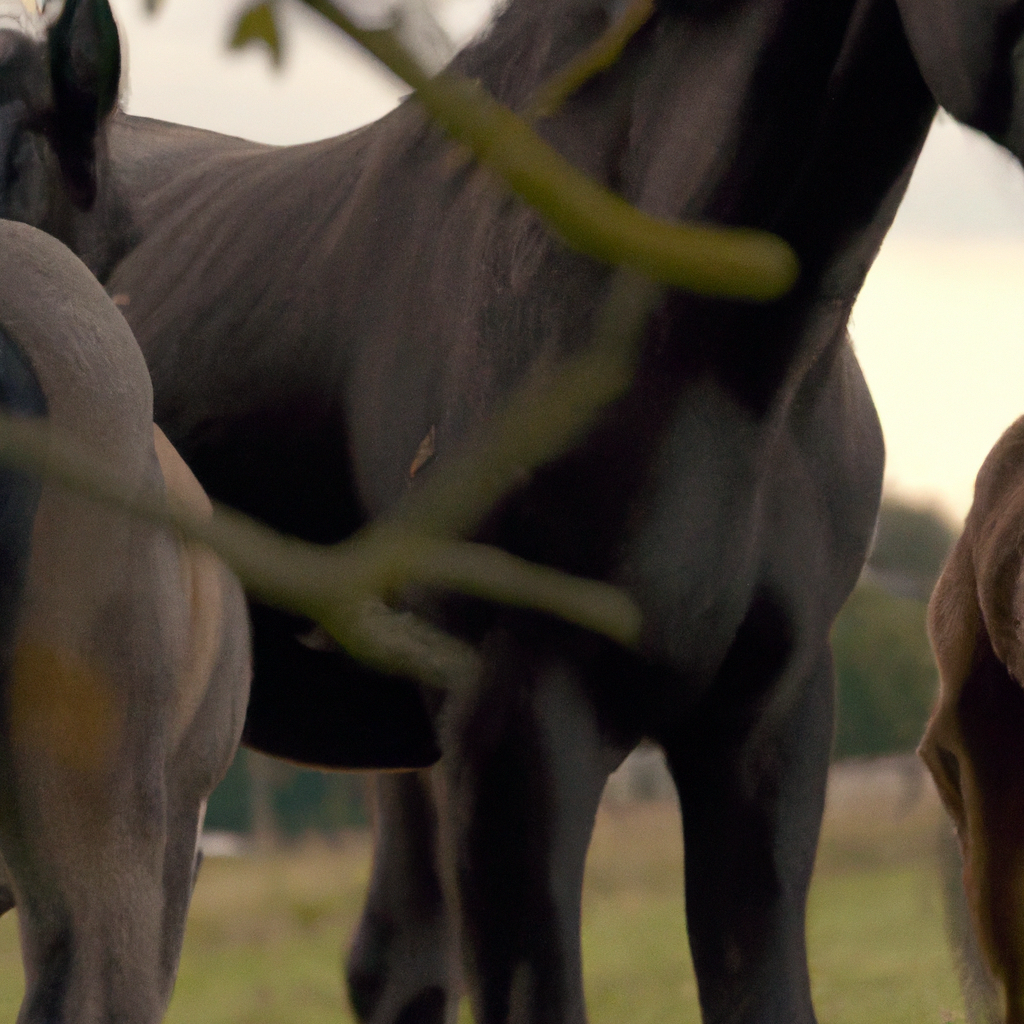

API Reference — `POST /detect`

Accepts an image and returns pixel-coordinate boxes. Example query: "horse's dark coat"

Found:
[103,3,919,1012]
[4,0,1024,1020]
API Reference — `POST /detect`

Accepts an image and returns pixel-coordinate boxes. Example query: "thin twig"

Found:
[0,414,642,684]
[525,0,656,120]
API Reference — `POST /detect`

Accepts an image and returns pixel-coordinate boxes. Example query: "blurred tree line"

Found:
[204,752,369,836]
[832,496,958,760]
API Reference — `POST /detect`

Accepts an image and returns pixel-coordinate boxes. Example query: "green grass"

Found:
[0,766,967,1023]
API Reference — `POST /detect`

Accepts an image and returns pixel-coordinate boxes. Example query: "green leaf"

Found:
[230,1,282,68]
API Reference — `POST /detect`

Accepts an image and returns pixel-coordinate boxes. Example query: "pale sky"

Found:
[852,116,1024,525]
[107,0,1024,526]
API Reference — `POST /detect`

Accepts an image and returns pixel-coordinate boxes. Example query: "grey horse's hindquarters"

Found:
[0,222,250,1024]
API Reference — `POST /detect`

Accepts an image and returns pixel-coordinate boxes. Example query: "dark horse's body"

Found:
[4,0,1023,1019]
[102,6,932,1017]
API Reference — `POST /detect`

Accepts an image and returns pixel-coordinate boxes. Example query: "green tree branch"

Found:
[0,408,640,691]
[0,0,802,693]
[233,0,799,298]
[524,0,655,119]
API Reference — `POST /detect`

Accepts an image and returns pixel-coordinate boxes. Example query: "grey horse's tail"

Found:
[0,324,45,677]
[939,816,1003,1024]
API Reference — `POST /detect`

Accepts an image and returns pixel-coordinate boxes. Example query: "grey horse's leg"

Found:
[347,770,460,1024]
[662,632,834,1024]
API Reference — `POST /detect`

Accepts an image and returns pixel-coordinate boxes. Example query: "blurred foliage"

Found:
[868,498,958,590]
[210,494,961,829]
[271,765,367,835]
[0,0,806,702]
[230,1,282,67]
[195,0,800,835]
[525,0,654,119]
[832,583,938,760]
[234,0,798,299]
[205,751,253,833]
[832,498,959,760]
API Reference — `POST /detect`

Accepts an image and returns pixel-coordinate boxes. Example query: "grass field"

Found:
[0,758,967,1023]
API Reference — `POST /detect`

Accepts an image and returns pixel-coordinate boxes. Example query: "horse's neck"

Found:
[101,0,929,280]
[426,0,934,430]
[456,0,933,295]
[450,0,797,190]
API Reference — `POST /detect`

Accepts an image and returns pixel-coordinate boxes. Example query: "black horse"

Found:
[1,0,1021,1020]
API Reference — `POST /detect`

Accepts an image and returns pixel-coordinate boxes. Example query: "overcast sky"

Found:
[853,118,1024,524]
[105,0,1024,524]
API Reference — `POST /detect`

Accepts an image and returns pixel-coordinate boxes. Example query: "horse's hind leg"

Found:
[662,630,833,1024]
[347,770,460,1024]
[438,629,626,1024]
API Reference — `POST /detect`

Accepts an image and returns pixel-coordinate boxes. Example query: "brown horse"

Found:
[923,416,1024,1024]
[5,0,1024,1020]
[0,218,251,1024]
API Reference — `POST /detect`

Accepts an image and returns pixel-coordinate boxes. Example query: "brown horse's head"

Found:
[922,415,1024,1024]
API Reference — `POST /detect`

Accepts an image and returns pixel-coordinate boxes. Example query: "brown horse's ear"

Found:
[47,0,121,210]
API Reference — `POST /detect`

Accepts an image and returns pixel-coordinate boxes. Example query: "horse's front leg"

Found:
[347,769,461,1024]
[438,625,627,1024]
[662,621,834,1024]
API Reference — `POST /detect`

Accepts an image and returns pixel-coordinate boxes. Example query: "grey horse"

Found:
[4,0,1024,1021]
[0,218,251,1024]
